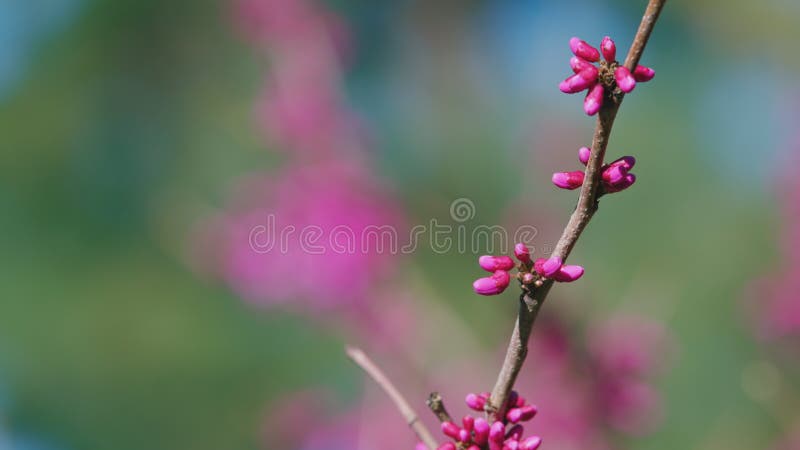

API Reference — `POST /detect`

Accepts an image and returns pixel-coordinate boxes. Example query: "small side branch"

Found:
[426,392,453,423]
[345,346,439,449]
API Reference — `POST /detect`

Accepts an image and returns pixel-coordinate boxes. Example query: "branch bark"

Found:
[426,392,454,423]
[346,346,439,449]
[486,0,667,422]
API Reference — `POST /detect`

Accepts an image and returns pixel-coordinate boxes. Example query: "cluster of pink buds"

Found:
[430,391,542,450]
[552,146,637,194]
[473,243,584,295]
[560,36,655,115]
[472,255,515,296]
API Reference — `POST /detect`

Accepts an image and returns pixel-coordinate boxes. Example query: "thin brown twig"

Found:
[426,392,453,423]
[345,346,439,449]
[487,0,667,422]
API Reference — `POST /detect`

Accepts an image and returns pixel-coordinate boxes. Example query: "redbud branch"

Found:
[486,0,667,423]
[345,346,439,449]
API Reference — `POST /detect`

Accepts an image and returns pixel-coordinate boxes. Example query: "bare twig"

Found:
[426,392,453,423]
[487,0,667,422]
[345,346,439,449]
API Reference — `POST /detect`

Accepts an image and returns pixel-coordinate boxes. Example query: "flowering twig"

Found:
[486,0,667,422]
[345,346,439,449]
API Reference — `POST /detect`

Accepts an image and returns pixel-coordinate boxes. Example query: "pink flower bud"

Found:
[518,404,538,421]
[559,68,597,93]
[533,258,545,276]
[473,270,511,296]
[541,257,562,277]
[514,243,531,263]
[474,418,490,445]
[569,37,600,62]
[515,395,526,407]
[584,83,604,115]
[506,407,524,423]
[489,421,506,443]
[520,436,543,450]
[466,446,480,450]
[633,65,656,82]
[602,164,627,185]
[458,429,470,443]
[569,56,594,73]
[506,424,524,440]
[507,390,519,408]
[466,393,486,411]
[462,415,475,432]
[553,265,584,282]
[605,173,636,193]
[608,155,636,171]
[479,255,515,272]
[552,171,585,190]
[578,146,591,165]
[601,36,617,61]
[614,66,636,93]
[521,272,534,284]
[437,443,456,450]
[442,421,461,440]
[506,441,520,450]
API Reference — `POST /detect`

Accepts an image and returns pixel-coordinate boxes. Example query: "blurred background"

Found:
[1,0,799,449]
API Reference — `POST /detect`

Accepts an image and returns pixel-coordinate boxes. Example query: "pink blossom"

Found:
[569,37,600,62]
[552,171,585,190]
[473,270,512,296]
[514,243,532,264]
[533,258,584,283]
[553,147,637,194]
[479,255,516,272]
[632,65,656,82]
[578,146,592,165]
[600,36,616,63]
[583,84,604,116]
[560,36,655,115]
[613,66,636,93]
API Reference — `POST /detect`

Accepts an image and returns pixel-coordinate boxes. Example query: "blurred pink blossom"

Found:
[747,170,800,340]
[262,390,418,450]
[586,314,673,435]
[215,162,403,313]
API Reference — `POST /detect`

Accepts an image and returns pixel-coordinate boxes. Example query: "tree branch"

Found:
[486,0,667,422]
[345,346,439,449]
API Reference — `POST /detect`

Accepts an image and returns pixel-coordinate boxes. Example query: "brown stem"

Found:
[487,0,667,422]
[426,392,454,423]
[345,346,439,449]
